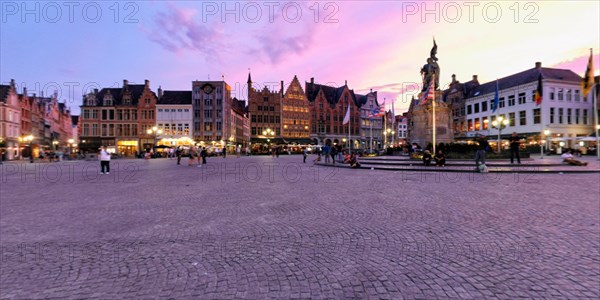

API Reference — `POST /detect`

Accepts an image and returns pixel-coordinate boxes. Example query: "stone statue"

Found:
[421,39,440,91]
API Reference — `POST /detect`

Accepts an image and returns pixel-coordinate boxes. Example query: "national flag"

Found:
[376,100,386,117]
[420,79,435,106]
[582,49,594,96]
[368,106,379,118]
[491,80,499,113]
[534,74,543,106]
[342,105,351,125]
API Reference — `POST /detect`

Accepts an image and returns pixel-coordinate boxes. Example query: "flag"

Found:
[534,74,543,106]
[491,80,499,113]
[368,106,379,118]
[582,49,594,96]
[342,105,351,125]
[420,79,435,106]
[371,100,385,117]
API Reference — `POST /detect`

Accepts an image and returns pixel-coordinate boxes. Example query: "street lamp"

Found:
[263,128,275,150]
[147,126,163,147]
[20,135,34,163]
[491,116,509,152]
[543,129,550,157]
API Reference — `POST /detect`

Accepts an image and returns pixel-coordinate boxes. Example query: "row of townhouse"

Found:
[0,79,75,160]
[78,76,390,156]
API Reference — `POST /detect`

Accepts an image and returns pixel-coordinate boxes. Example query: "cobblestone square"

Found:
[1,156,599,299]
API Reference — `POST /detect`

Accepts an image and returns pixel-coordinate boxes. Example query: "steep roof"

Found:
[0,85,9,103]
[158,91,192,105]
[92,84,154,106]
[466,67,581,99]
[304,81,361,107]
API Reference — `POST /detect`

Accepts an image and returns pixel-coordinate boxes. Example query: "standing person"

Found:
[303,147,308,163]
[323,144,330,164]
[509,132,521,164]
[330,145,337,165]
[176,147,182,165]
[200,147,207,166]
[246,146,251,156]
[475,134,489,169]
[275,147,280,158]
[99,146,111,174]
[0,149,4,164]
[236,145,241,158]
[188,150,195,166]
[222,146,227,158]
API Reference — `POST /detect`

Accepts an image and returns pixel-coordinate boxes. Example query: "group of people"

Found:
[173,146,208,167]
[422,150,446,166]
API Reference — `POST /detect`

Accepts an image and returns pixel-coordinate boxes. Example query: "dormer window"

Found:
[103,94,113,106]
[123,95,131,105]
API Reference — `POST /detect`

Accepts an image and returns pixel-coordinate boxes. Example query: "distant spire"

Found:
[247,70,252,84]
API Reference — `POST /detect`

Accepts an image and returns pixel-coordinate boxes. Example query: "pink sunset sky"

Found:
[1,1,599,115]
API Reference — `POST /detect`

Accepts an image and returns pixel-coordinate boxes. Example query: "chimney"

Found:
[145,79,149,87]
[451,74,456,83]
[23,87,27,95]
[281,81,284,96]
[94,88,98,94]
[345,80,347,86]
[123,80,128,87]
[10,79,15,88]
[535,62,542,69]
[310,77,314,84]
[158,86,163,99]
[472,75,478,82]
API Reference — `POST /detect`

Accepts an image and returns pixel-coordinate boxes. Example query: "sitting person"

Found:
[349,153,361,168]
[422,150,432,166]
[434,150,446,166]
[561,150,588,166]
[343,153,351,164]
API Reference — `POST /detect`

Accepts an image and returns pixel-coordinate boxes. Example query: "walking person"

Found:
[99,146,111,174]
[474,134,490,171]
[222,146,227,158]
[509,132,521,164]
[303,147,308,163]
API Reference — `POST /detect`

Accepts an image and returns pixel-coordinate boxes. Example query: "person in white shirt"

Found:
[561,150,587,166]
[100,146,111,174]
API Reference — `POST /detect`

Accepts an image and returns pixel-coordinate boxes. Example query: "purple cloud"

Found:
[142,4,225,58]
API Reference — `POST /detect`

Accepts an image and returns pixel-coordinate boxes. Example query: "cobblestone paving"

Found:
[1,156,599,299]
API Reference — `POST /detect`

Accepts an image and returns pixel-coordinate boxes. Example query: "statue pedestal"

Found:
[410,91,453,147]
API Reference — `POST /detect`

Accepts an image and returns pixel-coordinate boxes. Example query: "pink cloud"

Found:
[142,4,225,58]
[552,53,599,74]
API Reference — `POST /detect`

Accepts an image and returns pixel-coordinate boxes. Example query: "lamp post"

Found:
[491,116,509,152]
[68,138,75,158]
[263,128,274,152]
[21,135,34,163]
[146,126,163,147]
[543,129,550,157]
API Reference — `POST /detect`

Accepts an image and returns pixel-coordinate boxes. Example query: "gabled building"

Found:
[305,78,362,148]
[281,76,311,143]
[0,79,21,160]
[80,80,157,155]
[248,73,282,147]
[356,90,383,151]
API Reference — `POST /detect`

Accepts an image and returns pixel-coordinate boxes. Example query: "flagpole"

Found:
[540,78,545,159]
[594,83,599,160]
[348,102,351,152]
[432,75,436,155]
